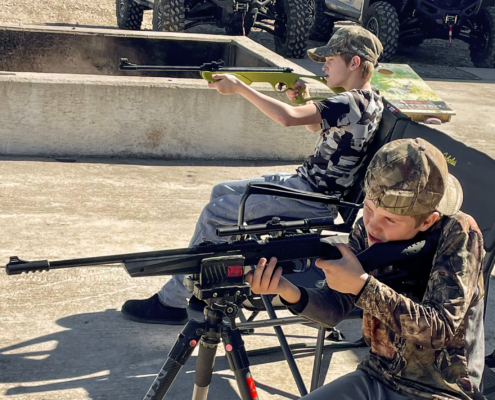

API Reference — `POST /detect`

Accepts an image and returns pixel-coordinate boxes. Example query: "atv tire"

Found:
[364,1,399,62]
[274,0,311,58]
[308,0,335,41]
[116,0,144,30]
[152,0,186,32]
[469,6,495,68]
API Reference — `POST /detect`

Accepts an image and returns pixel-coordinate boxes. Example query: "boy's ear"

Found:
[351,55,362,70]
[418,212,441,232]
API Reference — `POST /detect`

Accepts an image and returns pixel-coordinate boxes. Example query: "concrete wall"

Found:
[0,72,333,159]
[0,25,333,160]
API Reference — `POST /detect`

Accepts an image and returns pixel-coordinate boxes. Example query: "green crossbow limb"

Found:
[119,58,343,104]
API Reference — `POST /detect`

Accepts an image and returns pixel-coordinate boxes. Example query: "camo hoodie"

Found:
[285,213,485,400]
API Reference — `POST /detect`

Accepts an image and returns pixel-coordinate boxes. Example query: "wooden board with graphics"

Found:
[371,64,456,123]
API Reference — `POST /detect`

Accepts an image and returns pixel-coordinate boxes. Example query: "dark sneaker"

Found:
[121,294,188,325]
[188,295,207,312]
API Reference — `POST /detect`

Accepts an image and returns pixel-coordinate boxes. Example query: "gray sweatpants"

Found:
[301,370,409,400]
[159,173,338,308]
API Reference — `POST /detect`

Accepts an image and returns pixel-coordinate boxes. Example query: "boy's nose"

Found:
[367,218,381,235]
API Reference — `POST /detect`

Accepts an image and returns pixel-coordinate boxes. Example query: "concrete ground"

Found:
[1,72,495,400]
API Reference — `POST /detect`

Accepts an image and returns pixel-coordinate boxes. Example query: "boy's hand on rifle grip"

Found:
[245,257,302,304]
[316,243,369,295]
[208,74,243,95]
[285,79,310,102]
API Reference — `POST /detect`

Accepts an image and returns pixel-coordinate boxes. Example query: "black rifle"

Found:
[6,221,434,288]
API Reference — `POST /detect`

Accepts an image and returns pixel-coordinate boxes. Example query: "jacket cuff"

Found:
[280,286,309,313]
[355,275,380,309]
[355,275,372,301]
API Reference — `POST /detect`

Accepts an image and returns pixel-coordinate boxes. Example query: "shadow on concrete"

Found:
[0,155,301,168]
[0,309,359,399]
[245,332,320,340]
[40,23,125,30]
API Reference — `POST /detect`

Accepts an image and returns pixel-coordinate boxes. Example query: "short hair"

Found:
[411,211,443,229]
[340,53,374,81]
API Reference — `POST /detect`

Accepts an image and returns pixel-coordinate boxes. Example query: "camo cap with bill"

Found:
[364,138,463,217]
[307,26,383,67]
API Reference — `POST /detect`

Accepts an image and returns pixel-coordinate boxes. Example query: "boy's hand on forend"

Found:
[208,74,243,95]
[285,79,309,102]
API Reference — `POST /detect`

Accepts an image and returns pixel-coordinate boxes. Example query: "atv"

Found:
[308,0,495,66]
[116,0,311,58]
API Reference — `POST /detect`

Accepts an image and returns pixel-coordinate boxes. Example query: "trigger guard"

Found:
[274,82,289,93]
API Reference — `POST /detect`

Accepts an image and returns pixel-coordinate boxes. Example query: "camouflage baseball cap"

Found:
[307,26,383,66]
[364,138,463,217]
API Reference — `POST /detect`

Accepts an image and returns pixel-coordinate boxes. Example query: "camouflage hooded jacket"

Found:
[285,212,485,399]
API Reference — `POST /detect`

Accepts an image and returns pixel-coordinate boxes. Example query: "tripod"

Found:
[143,257,260,400]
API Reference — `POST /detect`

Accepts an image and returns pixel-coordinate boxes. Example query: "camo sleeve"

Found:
[355,214,484,349]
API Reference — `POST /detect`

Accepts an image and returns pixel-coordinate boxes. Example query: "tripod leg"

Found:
[223,327,260,400]
[192,339,218,400]
[191,307,225,400]
[144,320,203,400]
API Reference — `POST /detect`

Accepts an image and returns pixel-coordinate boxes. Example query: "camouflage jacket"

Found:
[286,213,485,399]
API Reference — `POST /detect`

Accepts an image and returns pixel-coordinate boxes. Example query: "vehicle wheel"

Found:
[152,0,186,31]
[308,0,335,41]
[225,13,255,35]
[274,0,311,58]
[469,6,495,67]
[363,1,399,62]
[400,37,424,46]
[116,0,144,30]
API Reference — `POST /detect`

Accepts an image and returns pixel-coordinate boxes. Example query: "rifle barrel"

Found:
[119,59,293,73]
[122,66,293,73]
[6,247,196,275]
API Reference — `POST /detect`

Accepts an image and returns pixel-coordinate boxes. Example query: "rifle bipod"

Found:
[144,303,259,400]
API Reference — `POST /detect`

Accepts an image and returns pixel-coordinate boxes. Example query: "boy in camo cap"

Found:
[247,138,485,400]
[122,26,387,324]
